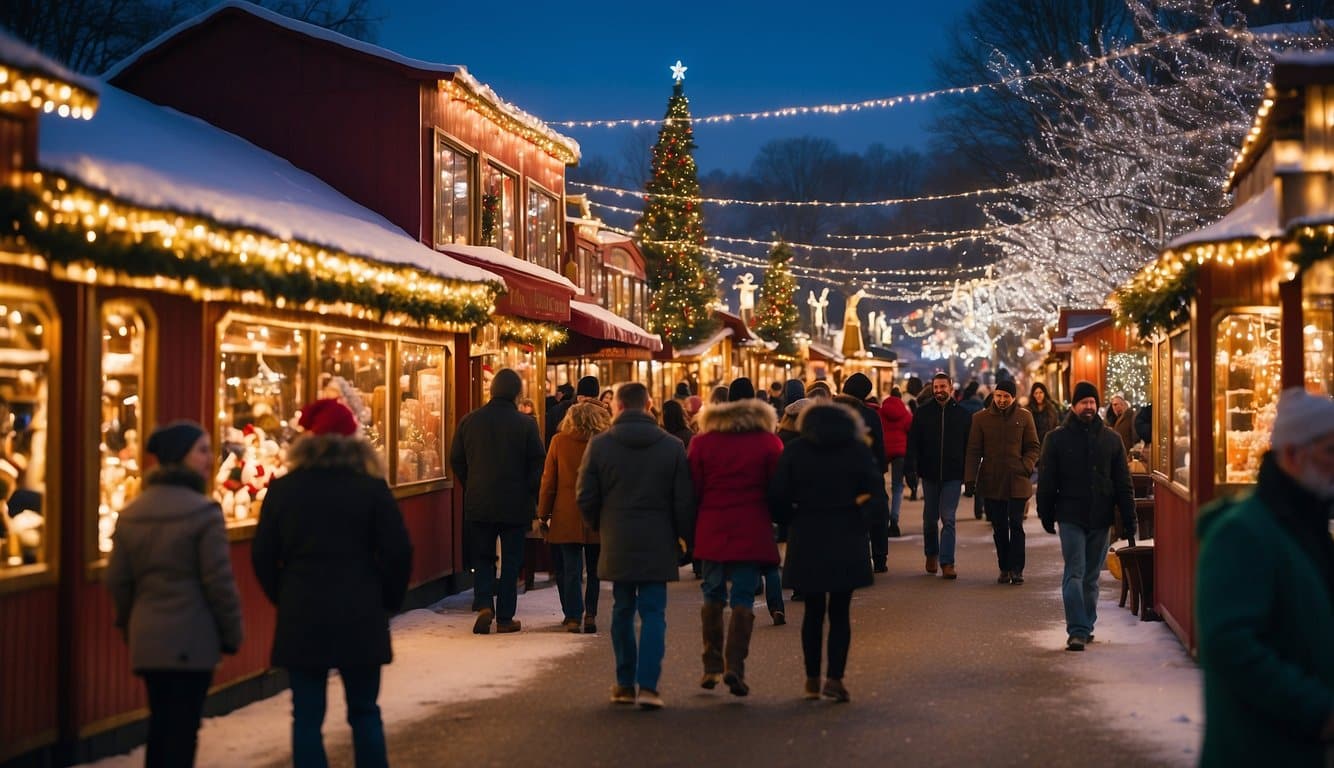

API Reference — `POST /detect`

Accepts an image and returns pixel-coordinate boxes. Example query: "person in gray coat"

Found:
[578,382,695,710]
[107,420,242,768]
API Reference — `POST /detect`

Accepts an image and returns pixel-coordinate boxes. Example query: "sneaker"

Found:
[997,571,1012,584]
[1066,635,1086,652]
[888,523,902,538]
[637,689,664,710]
[700,672,723,689]
[804,677,821,700]
[941,564,957,580]
[610,685,636,705]
[583,615,597,634]
[821,678,850,703]
[496,619,522,634]
[771,610,786,626]
[472,608,494,635]
[1010,572,1025,585]
[925,555,939,574]
[562,619,582,633]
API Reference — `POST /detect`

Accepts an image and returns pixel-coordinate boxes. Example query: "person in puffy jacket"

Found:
[905,373,972,579]
[879,387,912,538]
[107,420,243,768]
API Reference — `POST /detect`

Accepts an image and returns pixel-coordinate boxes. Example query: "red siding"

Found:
[1152,485,1197,654]
[0,586,58,759]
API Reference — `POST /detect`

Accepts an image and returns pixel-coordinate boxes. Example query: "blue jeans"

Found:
[468,521,527,621]
[700,561,761,608]
[610,582,667,691]
[889,456,905,525]
[554,543,601,620]
[921,479,961,565]
[287,665,386,768]
[1058,522,1109,639]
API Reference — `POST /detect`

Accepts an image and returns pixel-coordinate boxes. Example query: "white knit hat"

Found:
[1270,388,1334,449]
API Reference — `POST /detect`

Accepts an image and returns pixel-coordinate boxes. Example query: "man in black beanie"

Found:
[546,376,602,449]
[450,368,546,634]
[727,377,756,402]
[1037,380,1135,651]
[963,378,1040,585]
[837,373,891,573]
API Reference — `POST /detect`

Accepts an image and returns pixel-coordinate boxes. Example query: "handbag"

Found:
[1106,547,1123,581]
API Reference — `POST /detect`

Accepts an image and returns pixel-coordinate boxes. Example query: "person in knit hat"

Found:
[1196,387,1334,765]
[1036,380,1135,651]
[546,375,604,449]
[963,378,1040,585]
[107,419,242,767]
[450,368,545,635]
[727,377,757,402]
[837,373,890,572]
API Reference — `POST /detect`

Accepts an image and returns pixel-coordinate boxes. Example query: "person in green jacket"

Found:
[1196,388,1334,767]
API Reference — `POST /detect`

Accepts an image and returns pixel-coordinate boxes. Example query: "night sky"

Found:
[378,0,977,173]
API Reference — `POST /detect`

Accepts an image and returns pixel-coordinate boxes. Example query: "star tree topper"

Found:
[670,60,688,82]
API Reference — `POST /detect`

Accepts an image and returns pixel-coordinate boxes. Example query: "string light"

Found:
[571,179,1041,209]
[0,62,98,119]
[441,78,580,165]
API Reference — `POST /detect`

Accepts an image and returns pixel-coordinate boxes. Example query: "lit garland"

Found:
[441,79,579,165]
[572,179,1039,209]
[0,61,98,119]
[1,172,501,330]
[497,317,567,346]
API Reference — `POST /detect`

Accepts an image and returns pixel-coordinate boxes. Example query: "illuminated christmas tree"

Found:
[753,240,800,354]
[637,61,719,347]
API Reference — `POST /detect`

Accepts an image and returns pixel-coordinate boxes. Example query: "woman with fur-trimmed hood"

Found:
[688,377,785,697]
[252,398,412,767]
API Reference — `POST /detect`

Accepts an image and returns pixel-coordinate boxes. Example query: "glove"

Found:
[963,482,976,498]
[538,517,551,536]
[1041,518,1056,535]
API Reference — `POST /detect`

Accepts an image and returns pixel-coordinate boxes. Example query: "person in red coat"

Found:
[688,377,784,697]
[879,387,913,538]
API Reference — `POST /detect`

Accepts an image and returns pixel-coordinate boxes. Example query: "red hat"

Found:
[299,398,359,436]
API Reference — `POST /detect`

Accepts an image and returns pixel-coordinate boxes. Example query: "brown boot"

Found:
[925,555,939,574]
[941,564,957,580]
[723,606,755,697]
[700,601,725,689]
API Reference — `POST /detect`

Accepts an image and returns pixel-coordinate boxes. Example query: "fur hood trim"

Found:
[288,433,385,478]
[697,398,777,434]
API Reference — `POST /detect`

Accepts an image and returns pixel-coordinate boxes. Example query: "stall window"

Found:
[483,163,517,255]
[1154,338,1170,475]
[0,298,52,572]
[98,303,148,558]
[526,186,560,272]
[436,136,473,246]
[1302,296,1334,396]
[318,332,388,466]
[1169,329,1191,488]
[216,319,306,523]
[398,342,450,484]
[1214,310,1280,485]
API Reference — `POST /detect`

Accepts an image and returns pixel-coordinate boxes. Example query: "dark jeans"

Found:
[468,520,527,621]
[141,669,212,768]
[287,665,387,768]
[801,591,853,680]
[554,542,601,620]
[868,489,890,567]
[985,497,1027,574]
[761,563,784,614]
[889,456,905,525]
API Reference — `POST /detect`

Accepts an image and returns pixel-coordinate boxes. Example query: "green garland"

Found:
[1114,261,1199,338]
[497,317,567,346]
[1288,226,1334,273]
[0,184,501,329]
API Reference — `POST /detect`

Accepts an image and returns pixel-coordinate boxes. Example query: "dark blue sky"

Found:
[379,0,976,173]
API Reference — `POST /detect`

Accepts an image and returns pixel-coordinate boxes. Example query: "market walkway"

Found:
[83,497,1203,768]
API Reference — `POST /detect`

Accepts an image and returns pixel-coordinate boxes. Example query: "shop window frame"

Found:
[433,131,477,248]
[525,180,561,273]
[483,157,519,255]
[1211,305,1281,488]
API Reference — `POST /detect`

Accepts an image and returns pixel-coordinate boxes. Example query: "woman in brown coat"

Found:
[963,380,1041,584]
[539,401,612,632]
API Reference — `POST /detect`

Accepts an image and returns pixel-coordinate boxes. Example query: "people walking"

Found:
[905,373,973,579]
[1036,381,1135,651]
[661,398,694,449]
[1108,393,1138,453]
[577,382,695,710]
[689,377,784,696]
[963,380,1040,585]
[539,401,611,634]
[769,401,880,703]
[252,399,412,768]
[879,386,912,538]
[837,374,890,572]
[1026,382,1061,449]
[450,368,545,635]
[547,376,602,448]
[107,420,243,768]
[1195,388,1334,766]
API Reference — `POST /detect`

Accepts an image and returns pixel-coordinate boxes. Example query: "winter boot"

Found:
[723,605,755,697]
[472,607,494,635]
[804,677,821,700]
[821,678,850,703]
[700,602,725,689]
[925,555,939,574]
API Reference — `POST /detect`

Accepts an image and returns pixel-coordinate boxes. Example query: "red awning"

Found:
[567,301,662,351]
[439,246,574,322]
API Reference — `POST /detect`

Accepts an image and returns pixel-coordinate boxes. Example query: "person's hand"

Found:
[963,482,976,498]
[537,517,550,536]
[1041,518,1056,535]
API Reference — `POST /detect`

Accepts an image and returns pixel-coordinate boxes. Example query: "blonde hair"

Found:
[560,401,612,437]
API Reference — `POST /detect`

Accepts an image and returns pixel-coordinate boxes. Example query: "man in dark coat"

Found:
[1036,380,1135,651]
[577,382,695,710]
[964,379,1040,585]
[546,376,599,449]
[545,383,574,446]
[450,368,545,634]
[905,372,972,579]
[838,372,891,573]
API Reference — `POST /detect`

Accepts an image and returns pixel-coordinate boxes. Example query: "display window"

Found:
[1154,339,1170,476]
[97,302,150,559]
[526,185,560,273]
[436,134,473,247]
[1301,261,1334,396]
[319,332,388,466]
[398,342,449,484]
[1169,329,1191,488]
[1214,309,1280,485]
[0,294,54,575]
[471,324,545,420]
[483,162,518,255]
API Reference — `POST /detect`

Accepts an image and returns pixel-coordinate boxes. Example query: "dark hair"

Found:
[616,382,649,410]
[661,399,689,433]
[932,372,951,382]
[891,387,902,398]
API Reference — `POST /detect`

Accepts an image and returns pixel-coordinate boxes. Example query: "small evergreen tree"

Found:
[637,70,718,347]
[753,240,800,354]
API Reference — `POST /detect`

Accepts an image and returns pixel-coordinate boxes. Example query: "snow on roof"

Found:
[1274,49,1334,66]
[673,327,733,359]
[438,243,580,294]
[0,26,100,95]
[102,1,579,162]
[38,85,501,286]
[595,231,634,245]
[1166,184,1280,250]
[570,300,661,351]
